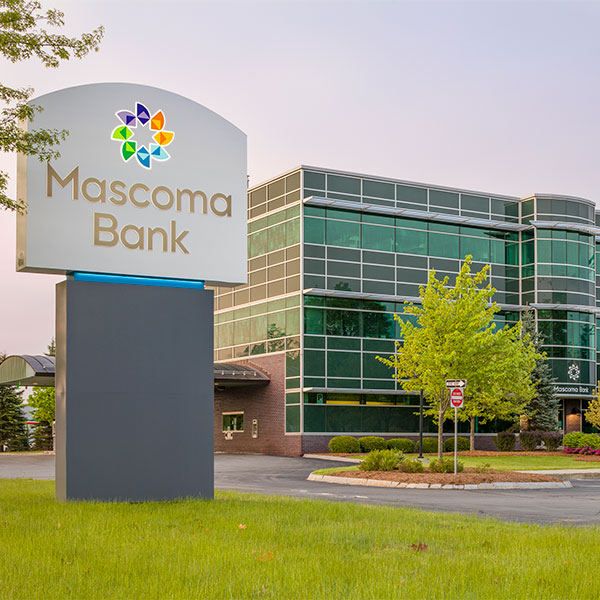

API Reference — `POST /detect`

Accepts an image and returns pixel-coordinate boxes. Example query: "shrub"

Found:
[541,432,562,452]
[421,438,438,454]
[476,463,492,473]
[328,436,360,454]
[359,449,404,471]
[519,431,542,451]
[387,438,415,453]
[358,436,387,452]
[429,457,464,473]
[399,458,425,473]
[562,432,600,450]
[443,437,470,452]
[494,431,516,452]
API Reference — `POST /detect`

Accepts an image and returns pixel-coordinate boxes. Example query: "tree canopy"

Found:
[378,256,539,456]
[0,0,103,211]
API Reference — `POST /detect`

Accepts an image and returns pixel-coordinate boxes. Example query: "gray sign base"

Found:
[55,280,214,502]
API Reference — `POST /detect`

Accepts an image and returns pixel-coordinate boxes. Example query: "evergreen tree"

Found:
[521,309,560,431]
[0,354,29,451]
[28,386,54,450]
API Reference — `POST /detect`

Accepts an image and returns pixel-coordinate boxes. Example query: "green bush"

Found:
[399,458,425,473]
[358,449,404,471]
[541,432,562,452]
[494,431,516,452]
[519,431,542,451]
[429,457,464,473]
[563,432,600,450]
[443,437,470,452]
[358,436,387,452]
[387,438,415,453]
[421,438,438,454]
[328,436,360,454]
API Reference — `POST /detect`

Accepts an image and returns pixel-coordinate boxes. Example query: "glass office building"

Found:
[212,166,599,453]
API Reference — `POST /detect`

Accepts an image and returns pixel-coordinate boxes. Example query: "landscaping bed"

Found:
[323,468,562,485]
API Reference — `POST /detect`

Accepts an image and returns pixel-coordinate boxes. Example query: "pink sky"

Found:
[1,0,599,355]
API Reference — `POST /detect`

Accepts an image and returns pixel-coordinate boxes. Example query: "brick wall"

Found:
[214,353,302,456]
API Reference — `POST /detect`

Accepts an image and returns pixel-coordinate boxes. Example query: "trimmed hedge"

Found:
[399,458,425,473]
[328,436,360,454]
[387,438,415,453]
[358,436,387,452]
[519,431,542,451]
[494,431,516,452]
[562,432,600,450]
[421,438,438,454]
[443,437,470,452]
[542,432,562,452]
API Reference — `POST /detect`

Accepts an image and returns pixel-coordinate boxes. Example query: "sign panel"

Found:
[450,388,464,408]
[17,83,247,285]
[446,379,467,389]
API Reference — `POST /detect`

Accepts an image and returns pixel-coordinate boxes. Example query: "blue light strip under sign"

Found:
[72,272,205,290]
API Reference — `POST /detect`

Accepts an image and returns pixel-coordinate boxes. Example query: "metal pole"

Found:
[418,389,424,459]
[454,406,458,475]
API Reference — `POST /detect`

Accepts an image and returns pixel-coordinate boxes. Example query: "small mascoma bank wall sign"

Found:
[16,83,247,285]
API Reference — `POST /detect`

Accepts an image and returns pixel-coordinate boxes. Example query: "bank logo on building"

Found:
[568,363,580,382]
[111,102,174,169]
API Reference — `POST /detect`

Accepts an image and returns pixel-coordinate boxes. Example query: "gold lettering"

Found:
[151,185,174,210]
[120,224,145,250]
[148,227,168,252]
[210,193,231,217]
[93,213,118,247]
[109,180,127,205]
[82,177,106,203]
[170,221,189,254]
[47,165,79,199]
[176,189,207,214]
[129,183,150,208]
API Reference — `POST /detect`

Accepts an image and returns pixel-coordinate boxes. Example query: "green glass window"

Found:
[285,218,300,246]
[223,413,244,432]
[326,220,360,248]
[267,222,286,253]
[304,171,325,190]
[521,240,535,265]
[304,350,325,376]
[286,309,300,335]
[363,311,395,339]
[490,240,505,264]
[362,224,394,252]
[286,351,301,378]
[397,185,427,205]
[325,309,361,337]
[430,190,459,209]
[566,242,578,266]
[396,228,427,255]
[363,179,394,199]
[537,240,551,263]
[304,217,325,245]
[429,233,459,259]
[304,308,324,335]
[327,174,360,195]
[286,405,300,433]
[327,351,361,378]
[362,353,392,379]
[460,236,490,263]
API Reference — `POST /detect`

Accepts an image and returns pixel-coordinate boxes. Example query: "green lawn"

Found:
[2,480,600,599]
[325,453,600,471]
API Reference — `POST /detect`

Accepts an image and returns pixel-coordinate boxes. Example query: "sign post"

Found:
[446,380,466,475]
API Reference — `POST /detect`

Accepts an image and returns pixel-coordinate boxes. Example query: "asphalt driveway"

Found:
[2,452,600,526]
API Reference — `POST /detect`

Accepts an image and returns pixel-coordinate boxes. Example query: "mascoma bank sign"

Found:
[17,83,247,284]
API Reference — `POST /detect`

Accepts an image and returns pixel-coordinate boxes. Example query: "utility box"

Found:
[252,418,259,439]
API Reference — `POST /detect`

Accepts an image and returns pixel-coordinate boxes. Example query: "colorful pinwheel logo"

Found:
[111,102,174,169]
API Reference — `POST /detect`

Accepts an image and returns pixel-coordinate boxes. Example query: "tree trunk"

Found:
[438,409,444,459]
[470,417,476,451]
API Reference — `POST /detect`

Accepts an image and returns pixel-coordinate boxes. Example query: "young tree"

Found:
[584,384,600,432]
[0,353,29,450]
[28,385,54,450]
[0,0,104,211]
[378,256,537,457]
[520,309,560,431]
[45,336,55,356]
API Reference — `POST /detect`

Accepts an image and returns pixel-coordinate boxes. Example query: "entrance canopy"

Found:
[0,355,270,388]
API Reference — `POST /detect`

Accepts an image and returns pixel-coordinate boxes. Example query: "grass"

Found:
[2,480,600,599]
[323,453,600,471]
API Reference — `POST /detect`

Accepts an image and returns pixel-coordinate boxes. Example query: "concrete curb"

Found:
[303,454,361,464]
[307,473,573,490]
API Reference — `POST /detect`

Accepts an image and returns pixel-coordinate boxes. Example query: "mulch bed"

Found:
[327,468,562,485]
[330,451,600,461]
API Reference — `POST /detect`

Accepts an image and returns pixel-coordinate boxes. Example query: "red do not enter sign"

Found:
[450,388,464,408]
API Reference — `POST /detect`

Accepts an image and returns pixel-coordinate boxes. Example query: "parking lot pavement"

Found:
[3,452,600,525]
